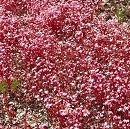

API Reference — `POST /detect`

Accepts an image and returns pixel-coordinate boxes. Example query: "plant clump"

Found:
[0,0,130,128]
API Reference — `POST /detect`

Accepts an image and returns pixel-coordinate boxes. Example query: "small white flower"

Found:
[118,108,122,111]
[59,110,67,116]
[123,119,129,123]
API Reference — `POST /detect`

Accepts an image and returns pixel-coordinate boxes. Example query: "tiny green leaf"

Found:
[116,6,123,23]
[0,80,8,93]
[11,78,18,89]
[116,8,123,18]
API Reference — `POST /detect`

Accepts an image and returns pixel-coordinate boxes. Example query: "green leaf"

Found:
[0,80,8,93]
[116,6,123,23]
[116,7,123,18]
[11,78,18,89]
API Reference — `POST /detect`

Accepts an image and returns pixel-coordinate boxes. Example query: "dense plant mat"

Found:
[0,0,129,128]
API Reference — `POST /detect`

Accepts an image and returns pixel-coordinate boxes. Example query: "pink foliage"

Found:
[0,0,129,128]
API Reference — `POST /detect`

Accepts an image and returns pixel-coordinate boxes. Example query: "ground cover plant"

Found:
[0,0,130,128]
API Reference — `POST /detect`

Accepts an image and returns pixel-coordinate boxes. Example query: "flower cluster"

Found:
[0,0,129,128]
